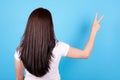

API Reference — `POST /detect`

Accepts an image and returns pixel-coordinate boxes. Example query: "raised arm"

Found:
[66,13,104,59]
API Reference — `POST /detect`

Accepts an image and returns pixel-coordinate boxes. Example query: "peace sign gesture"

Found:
[92,13,104,33]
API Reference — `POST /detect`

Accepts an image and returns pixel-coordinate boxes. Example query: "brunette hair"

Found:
[17,8,56,77]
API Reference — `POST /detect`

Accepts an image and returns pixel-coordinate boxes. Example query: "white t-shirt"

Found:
[14,41,70,80]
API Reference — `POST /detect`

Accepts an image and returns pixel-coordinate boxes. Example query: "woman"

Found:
[14,8,104,80]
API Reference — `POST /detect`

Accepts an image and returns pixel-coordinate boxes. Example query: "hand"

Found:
[92,13,104,33]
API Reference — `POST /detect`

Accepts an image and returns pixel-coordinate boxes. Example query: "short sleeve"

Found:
[14,50,21,61]
[55,41,70,56]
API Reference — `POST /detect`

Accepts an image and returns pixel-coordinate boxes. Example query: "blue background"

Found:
[0,0,120,80]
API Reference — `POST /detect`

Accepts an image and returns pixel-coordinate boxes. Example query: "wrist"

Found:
[91,29,97,36]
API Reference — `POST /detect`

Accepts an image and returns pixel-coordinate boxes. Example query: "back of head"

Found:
[17,8,56,77]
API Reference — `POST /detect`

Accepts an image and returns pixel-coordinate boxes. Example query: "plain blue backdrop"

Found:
[0,0,120,80]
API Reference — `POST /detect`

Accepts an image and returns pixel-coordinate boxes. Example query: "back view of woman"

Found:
[14,8,104,80]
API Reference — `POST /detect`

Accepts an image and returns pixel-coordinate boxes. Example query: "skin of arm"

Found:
[67,13,104,59]
[15,59,24,80]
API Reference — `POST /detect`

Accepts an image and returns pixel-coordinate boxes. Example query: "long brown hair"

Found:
[17,8,56,77]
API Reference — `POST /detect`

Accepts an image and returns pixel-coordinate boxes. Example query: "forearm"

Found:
[84,29,96,56]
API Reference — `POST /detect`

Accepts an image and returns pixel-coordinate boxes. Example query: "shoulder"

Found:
[53,40,70,56]
[14,50,21,61]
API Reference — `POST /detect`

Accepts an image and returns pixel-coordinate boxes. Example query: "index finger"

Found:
[94,13,98,21]
[98,15,104,23]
